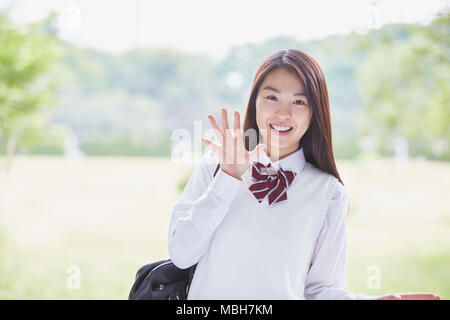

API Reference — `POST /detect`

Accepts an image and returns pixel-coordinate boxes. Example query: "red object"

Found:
[249,161,296,205]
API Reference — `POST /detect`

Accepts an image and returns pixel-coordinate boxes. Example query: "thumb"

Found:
[257,143,265,154]
[249,144,265,162]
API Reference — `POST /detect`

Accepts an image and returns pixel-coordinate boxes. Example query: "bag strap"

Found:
[213,163,220,177]
[188,263,197,286]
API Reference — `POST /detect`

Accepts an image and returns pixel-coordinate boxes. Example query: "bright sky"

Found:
[1,0,448,61]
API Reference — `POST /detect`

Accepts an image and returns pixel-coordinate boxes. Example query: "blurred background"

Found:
[0,0,449,299]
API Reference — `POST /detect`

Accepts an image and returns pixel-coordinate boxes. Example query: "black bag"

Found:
[128,163,221,300]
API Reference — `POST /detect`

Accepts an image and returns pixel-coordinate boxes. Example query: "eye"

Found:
[266,95,306,105]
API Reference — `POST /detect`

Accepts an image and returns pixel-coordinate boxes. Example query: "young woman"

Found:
[168,49,441,300]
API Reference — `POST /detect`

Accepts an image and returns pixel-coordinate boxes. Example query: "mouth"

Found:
[270,123,293,135]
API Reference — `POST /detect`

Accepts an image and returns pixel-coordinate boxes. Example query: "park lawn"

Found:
[0,155,448,299]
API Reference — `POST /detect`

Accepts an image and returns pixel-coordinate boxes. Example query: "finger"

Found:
[201,137,219,153]
[220,110,229,160]
[222,108,229,133]
[208,114,224,145]
[257,143,266,154]
[266,121,271,156]
[208,114,221,132]
[201,137,211,145]
[409,293,440,300]
[397,293,423,300]
[234,110,240,134]
[222,108,233,145]
[248,143,265,163]
[201,137,212,147]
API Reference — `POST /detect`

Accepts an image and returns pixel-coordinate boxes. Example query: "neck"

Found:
[265,143,299,162]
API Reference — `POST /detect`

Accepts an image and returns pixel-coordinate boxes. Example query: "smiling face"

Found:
[255,67,312,161]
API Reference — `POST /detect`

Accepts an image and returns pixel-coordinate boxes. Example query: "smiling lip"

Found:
[270,122,293,128]
[270,123,293,135]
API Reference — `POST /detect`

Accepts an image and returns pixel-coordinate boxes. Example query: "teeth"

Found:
[271,124,292,132]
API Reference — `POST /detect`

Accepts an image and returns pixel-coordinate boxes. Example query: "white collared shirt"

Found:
[168,147,376,300]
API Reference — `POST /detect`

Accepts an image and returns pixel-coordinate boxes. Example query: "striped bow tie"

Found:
[248,161,297,206]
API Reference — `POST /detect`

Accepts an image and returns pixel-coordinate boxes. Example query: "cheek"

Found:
[255,103,273,127]
[292,109,312,132]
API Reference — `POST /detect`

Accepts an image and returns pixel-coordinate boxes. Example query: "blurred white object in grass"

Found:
[432,138,448,157]
[358,136,380,160]
[391,136,409,167]
[64,130,84,162]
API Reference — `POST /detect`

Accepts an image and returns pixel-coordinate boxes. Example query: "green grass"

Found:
[0,155,448,299]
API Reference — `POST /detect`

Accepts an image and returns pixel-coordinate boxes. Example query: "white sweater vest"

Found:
[186,159,337,300]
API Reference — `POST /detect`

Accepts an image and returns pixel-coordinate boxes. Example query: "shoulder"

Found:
[304,161,341,191]
[327,180,349,225]
[304,161,348,207]
[303,162,337,182]
[332,180,349,202]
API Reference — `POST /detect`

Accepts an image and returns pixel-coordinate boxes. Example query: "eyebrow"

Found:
[262,86,306,97]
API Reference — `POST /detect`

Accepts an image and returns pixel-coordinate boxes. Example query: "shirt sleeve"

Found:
[304,181,377,300]
[168,150,243,269]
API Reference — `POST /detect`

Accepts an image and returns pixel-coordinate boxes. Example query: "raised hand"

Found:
[202,108,265,181]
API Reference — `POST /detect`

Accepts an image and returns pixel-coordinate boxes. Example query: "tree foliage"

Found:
[0,11,62,168]
[356,11,449,155]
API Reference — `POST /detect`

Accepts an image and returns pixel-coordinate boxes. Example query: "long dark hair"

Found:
[243,49,344,185]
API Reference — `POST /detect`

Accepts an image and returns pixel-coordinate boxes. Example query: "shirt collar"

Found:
[255,147,306,175]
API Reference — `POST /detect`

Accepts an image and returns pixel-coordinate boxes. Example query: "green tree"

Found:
[356,11,450,158]
[0,11,62,170]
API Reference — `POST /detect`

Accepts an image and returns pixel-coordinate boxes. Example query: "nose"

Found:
[274,101,292,118]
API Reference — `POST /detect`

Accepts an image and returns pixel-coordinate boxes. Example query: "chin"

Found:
[267,142,294,151]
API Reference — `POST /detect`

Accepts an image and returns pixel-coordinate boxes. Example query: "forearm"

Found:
[168,168,242,268]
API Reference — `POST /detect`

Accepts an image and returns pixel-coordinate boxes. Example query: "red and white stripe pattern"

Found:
[248,161,297,206]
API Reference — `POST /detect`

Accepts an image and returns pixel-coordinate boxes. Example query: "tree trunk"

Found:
[5,135,17,172]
